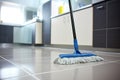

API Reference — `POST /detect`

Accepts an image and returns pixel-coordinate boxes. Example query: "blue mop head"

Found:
[59,52,96,58]
[54,0,104,65]
[54,40,104,65]
[54,51,104,65]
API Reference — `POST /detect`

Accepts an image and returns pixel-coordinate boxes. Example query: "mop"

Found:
[54,0,104,65]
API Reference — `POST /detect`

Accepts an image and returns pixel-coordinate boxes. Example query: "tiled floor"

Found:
[0,45,120,80]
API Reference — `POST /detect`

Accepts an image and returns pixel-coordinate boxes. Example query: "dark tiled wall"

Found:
[93,0,120,48]
[0,25,13,43]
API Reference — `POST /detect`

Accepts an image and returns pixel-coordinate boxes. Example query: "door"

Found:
[93,30,106,48]
[0,25,13,43]
[93,2,106,29]
[107,0,120,48]
[107,0,120,28]
[42,1,51,45]
[93,2,107,47]
[107,29,120,48]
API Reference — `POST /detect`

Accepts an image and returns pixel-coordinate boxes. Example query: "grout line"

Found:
[35,60,120,75]
[43,47,120,57]
[2,75,30,80]
[0,56,41,80]
[0,53,120,76]
[95,51,120,54]
[97,52,120,56]
[94,52,120,57]
[42,47,120,53]
[34,60,120,75]
[0,55,120,77]
[98,54,120,58]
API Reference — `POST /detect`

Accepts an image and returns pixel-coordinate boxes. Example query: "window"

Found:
[25,10,37,21]
[1,2,24,24]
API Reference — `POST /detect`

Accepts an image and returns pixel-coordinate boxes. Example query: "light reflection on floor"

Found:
[0,45,120,80]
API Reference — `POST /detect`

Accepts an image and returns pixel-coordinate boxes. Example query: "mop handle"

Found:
[68,0,77,39]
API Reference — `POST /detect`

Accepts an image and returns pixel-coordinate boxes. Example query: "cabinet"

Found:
[42,1,51,45]
[14,22,42,45]
[107,0,120,28]
[51,7,93,46]
[107,0,120,48]
[0,25,13,43]
[93,2,106,29]
[34,22,42,44]
[93,2,107,48]
[93,0,120,48]
[93,30,106,47]
[51,0,92,17]
[20,23,33,44]
[107,29,120,48]
[51,14,73,45]
[74,7,93,46]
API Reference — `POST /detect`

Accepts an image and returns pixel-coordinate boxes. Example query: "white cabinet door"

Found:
[51,7,93,46]
[14,22,42,44]
[20,24,33,44]
[74,7,93,46]
[51,14,73,45]
[35,22,42,44]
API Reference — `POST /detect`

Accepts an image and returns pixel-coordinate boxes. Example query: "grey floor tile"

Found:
[98,55,120,61]
[35,61,120,80]
[0,48,13,56]
[0,57,3,60]
[2,76,37,80]
[94,51,120,57]
[0,45,120,80]
[92,61,120,80]
[0,60,29,79]
[1,47,119,74]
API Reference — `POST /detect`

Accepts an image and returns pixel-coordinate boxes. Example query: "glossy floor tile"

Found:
[2,76,36,80]
[35,61,120,80]
[0,45,120,80]
[0,57,3,61]
[0,59,29,79]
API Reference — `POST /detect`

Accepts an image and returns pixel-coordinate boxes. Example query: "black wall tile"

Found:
[93,2,107,29]
[107,28,120,48]
[107,0,120,28]
[93,30,106,48]
[0,25,13,43]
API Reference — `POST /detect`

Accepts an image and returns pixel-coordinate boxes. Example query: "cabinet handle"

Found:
[96,6,104,9]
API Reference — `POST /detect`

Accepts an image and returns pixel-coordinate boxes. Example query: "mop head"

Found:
[54,52,104,65]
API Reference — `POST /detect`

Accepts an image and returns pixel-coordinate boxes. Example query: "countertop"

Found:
[51,0,105,19]
[0,18,42,27]
[51,4,92,19]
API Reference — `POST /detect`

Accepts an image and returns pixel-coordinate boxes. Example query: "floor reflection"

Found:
[0,45,120,80]
[93,61,120,80]
[1,67,19,79]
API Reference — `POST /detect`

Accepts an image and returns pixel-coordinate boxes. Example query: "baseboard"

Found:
[45,44,120,53]
[34,44,44,46]
[0,43,119,52]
